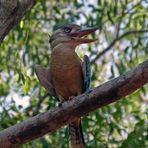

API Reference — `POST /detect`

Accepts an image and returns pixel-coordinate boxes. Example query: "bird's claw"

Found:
[69,96,75,100]
[58,100,65,107]
[58,96,75,107]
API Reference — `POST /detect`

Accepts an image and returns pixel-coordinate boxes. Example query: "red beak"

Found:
[69,27,98,43]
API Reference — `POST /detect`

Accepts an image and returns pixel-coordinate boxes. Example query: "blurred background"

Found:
[0,0,148,147]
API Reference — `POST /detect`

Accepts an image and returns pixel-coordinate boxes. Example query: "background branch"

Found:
[32,92,49,116]
[91,29,148,63]
[0,59,147,148]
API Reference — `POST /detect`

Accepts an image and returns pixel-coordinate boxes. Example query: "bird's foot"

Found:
[69,96,75,100]
[58,96,75,107]
[58,100,65,107]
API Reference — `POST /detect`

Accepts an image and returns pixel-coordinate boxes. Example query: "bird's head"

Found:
[49,24,98,49]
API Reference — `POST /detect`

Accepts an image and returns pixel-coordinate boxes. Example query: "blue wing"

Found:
[82,55,91,93]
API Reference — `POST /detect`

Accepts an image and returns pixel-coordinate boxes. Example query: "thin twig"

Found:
[91,29,148,64]
[32,93,49,116]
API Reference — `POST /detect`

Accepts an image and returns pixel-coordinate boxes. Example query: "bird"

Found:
[35,24,98,148]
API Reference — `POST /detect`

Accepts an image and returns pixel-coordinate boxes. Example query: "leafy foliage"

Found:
[0,0,148,147]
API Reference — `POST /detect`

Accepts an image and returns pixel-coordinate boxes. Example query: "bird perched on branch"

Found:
[35,24,98,148]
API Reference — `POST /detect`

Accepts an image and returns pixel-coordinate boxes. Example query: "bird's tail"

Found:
[68,118,85,148]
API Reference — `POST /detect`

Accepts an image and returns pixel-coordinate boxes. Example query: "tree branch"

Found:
[0,59,147,147]
[91,29,148,64]
[0,0,36,42]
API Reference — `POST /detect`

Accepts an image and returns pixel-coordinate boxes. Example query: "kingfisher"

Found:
[35,24,98,148]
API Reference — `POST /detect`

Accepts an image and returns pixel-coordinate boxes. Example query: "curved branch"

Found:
[0,59,148,147]
[91,29,148,64]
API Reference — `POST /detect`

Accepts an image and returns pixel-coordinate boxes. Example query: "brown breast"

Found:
[50,47,83,100]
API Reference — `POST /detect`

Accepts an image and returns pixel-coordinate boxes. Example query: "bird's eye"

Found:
[64,27,72,33]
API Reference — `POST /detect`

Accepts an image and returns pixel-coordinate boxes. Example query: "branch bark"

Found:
[0,0,36,42]
[0,59,148,147]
